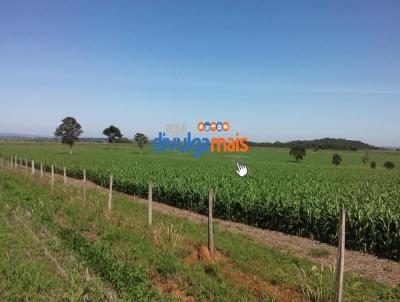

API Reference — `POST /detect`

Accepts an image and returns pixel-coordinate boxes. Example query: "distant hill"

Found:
[0,133,105,143]
[248,138,379,151]
[0,133,52,141]
[0,133,383,150]
[0,132,39,138]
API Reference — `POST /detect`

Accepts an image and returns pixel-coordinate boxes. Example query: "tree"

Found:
[134,133,148,154]
[370,161,376,169]
[54,117,83,155]
[289,146,306,162]
[332,153,342,166]
[103,125,122,143]
[384,161,395,169]
[361,151,369,164]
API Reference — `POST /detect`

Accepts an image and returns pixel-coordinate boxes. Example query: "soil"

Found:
[153,276,196,302]
[183,245,308,302]
[10,165,400,287]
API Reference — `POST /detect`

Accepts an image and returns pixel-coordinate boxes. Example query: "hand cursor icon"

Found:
[236,162,248,177]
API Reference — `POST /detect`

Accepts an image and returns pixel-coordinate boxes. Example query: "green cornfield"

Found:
[1,142,399,260]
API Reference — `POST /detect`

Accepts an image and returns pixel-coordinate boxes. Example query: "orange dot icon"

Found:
[198,122,205,131]
[222,122,229,132]
[210,122,217,131]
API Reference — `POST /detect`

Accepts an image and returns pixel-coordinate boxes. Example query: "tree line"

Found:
[289,147,395,169]
[53,116,397,170]
[249,138,379,151]
[54,117,148,154]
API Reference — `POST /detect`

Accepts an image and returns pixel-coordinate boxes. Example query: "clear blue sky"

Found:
[0,0,399,146]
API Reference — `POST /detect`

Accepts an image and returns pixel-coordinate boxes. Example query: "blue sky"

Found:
[0,1,399,146]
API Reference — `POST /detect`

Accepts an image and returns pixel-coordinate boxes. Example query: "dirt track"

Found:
[7,164,400,287]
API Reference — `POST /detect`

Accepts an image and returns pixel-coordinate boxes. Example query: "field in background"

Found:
[0,142,399,260]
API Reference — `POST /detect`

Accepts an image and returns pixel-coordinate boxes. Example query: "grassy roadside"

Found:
[0,195,122,301]
[0,169,399,301]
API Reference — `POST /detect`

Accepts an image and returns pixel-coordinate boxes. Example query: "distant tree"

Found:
[384,161,395,169]
[370,161,376,169]
[361,151,369,164]
[332,154,342,166]
[289,146,306,162]
[134,133,148,154]
[54,117,83,155]
[103,125,122,143]
[115,137,131,143]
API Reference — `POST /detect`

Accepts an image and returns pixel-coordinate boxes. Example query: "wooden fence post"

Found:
[0,156,3,167]
[108,175,113,211]
[32,161,35,176]
[51,165,54,187]
[25,159,28,174]
[148,181,153,226]
[208,189,214,256]
[40,163,43,179]
[335,208,345,302]
[63,167,67,184]
[15,156,17,169]
[11,156,14,169]
[83,169,86,201]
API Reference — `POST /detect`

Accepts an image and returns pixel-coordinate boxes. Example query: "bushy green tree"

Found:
[103,125,123,143]
[384,161,395,169]
[54,117,83,155]
[361,151,369,164]
[370,161,376,169]
[134,133,148,154]
[332,153,342,166]
[289,146,306,162]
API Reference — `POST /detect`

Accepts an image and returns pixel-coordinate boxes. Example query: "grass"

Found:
[0,198,121,301]
[0,143,400,260]
[309,249,330,258]
[0,168,399,301]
